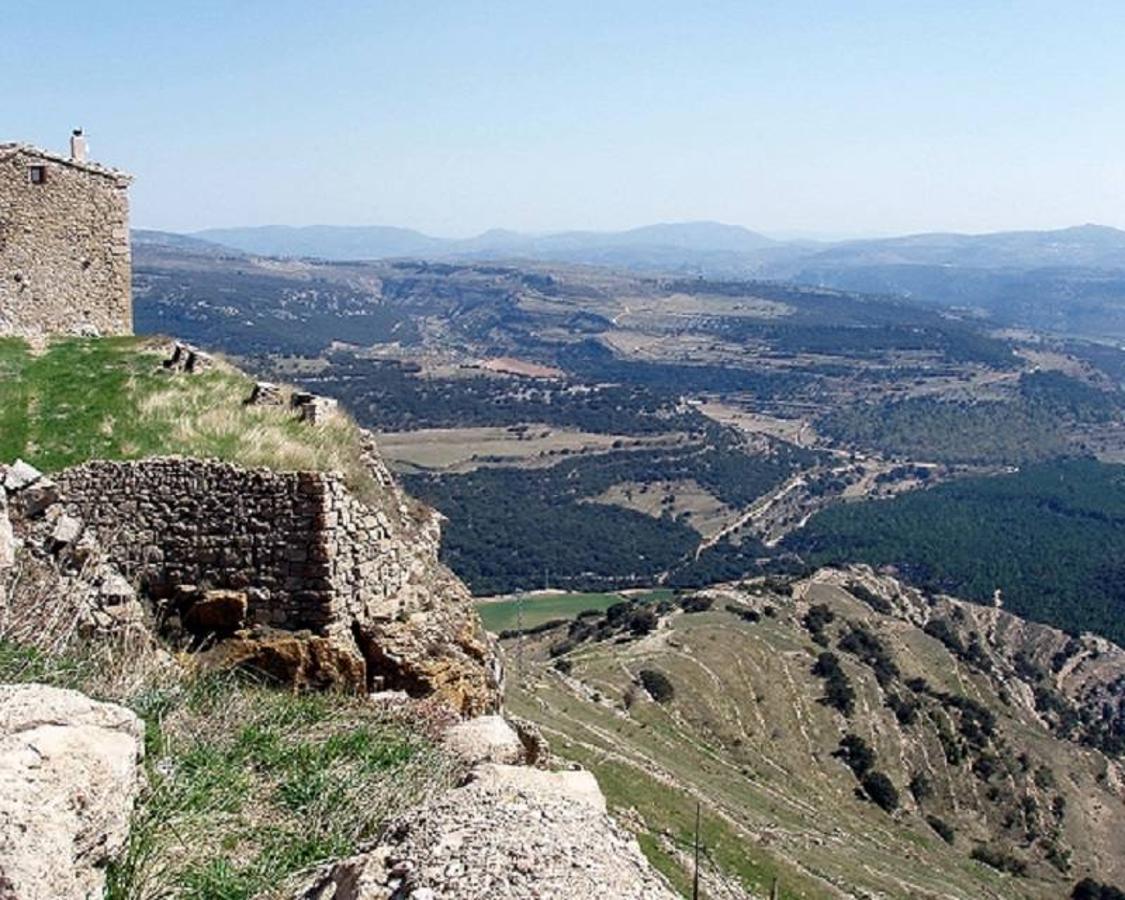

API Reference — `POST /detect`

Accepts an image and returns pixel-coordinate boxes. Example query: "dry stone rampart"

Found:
[53,455,501,714]
[0,142,132,337]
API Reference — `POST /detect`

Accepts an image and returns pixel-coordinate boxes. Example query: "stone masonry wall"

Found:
[0,145,132,337]
[54,455,502,713]
[55,456,423,634]
[57,458,360,631]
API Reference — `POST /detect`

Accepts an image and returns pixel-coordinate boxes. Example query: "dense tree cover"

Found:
[409,432,810,594]
[661,278,1017,367]
[135,266,424,356]
[819,396,1065,464]
[556,340,818,401]
[295,355,711,435]
[818,371,1121,464]
[665,537,775,588]
[786,459,1125,643]
[410,464,697,594]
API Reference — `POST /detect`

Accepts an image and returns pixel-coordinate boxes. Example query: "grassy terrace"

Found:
[0,337,377,497]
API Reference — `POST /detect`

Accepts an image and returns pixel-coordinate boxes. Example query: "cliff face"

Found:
[2,431,502,716]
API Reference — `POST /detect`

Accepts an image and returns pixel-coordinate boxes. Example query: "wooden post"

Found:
[692,801,702,900]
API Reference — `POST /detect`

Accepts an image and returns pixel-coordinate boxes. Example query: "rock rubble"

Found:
[296,770,677,900]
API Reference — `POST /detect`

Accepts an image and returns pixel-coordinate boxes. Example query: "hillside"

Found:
[161,221,1125,337]
[506,568,1125,898]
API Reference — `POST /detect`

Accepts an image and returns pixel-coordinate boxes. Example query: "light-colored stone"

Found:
[161,341,213,374]
[293,776,674,900]
[0,493,14,570]
[442,715,524,766]
[467,763,607,812]
[50,514,82,548]
[98,571,136,606]
[247,381,285,406]
[0,684,144,900]
[3,460,42,493]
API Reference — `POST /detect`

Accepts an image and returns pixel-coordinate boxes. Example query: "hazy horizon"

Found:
[6,1,1124,237]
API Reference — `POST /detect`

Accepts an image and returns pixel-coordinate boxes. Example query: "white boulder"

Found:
[442,715,524,766]
[0,684,145,900]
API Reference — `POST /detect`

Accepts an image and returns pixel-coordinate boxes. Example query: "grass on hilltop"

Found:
[0,336,378,499]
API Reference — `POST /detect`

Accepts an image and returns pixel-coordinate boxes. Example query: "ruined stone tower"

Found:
[0,132,133,337]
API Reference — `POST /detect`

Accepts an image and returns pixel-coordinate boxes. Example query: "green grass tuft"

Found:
[0,641,460,899]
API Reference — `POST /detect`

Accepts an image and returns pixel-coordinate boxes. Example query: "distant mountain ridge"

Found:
[161,221,1125,337]
[193,220,777,264]
[189,220,1125,270]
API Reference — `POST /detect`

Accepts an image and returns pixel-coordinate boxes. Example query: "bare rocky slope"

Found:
[507,566,1125,899]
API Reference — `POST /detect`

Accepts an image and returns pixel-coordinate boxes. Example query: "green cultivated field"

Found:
[475,589,673,633]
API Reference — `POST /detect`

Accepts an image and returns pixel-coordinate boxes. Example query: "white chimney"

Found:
[70,129,87,163]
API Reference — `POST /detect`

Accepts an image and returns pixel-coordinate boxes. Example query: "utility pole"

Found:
[692,801,702,900]
[515,591,525,683]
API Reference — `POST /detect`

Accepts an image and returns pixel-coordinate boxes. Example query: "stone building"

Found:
[0,131,133,337]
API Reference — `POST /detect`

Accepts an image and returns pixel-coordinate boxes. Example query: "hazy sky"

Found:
[4,1,1124,237]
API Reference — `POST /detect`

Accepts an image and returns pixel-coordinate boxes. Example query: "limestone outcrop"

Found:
[295,771,677,900]
[0,684,145,900]
[441,715,525,766]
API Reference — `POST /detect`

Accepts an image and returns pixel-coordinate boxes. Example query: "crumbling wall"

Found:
[0,145,132,337]
[57,458,337,630]
[53,456,501,714]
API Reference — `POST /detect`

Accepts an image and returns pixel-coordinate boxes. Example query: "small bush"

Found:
[638,669,675,703]
[909,772,932,802]
[812,652,855,716]
[679,594,714,613]
[847,582,894,615]
[725,603,761,623]
[926,815,955,844]
[1072,877,1125,900]
[970,844,1027,877]
[802,603,835,645]
[861,770,899,812]
[834,734,875,777]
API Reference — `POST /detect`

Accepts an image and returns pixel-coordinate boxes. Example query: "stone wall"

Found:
[0,144,132,337]
[55,455,501,714]
[57,458,337,629]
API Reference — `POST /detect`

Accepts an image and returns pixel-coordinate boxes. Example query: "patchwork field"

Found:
[374,425,681,473]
